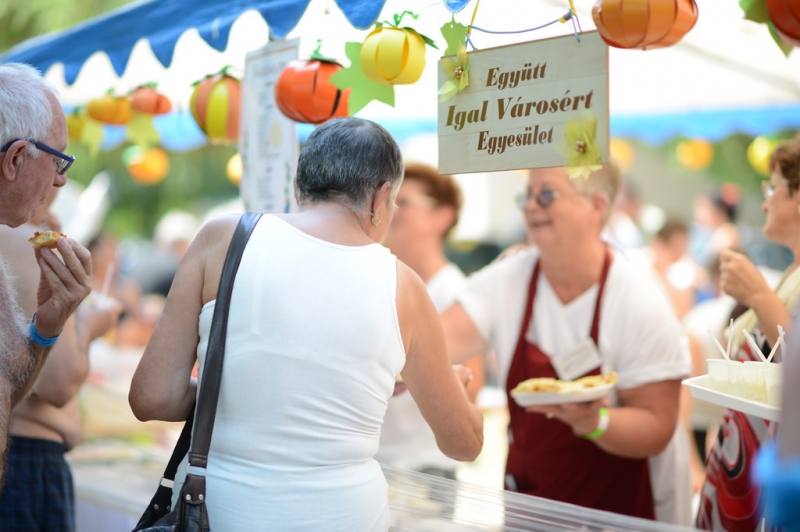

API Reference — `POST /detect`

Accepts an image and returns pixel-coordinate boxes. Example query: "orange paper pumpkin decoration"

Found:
[131,86,172,115]
[275,59,350,124]
[766,0,800,47]
[87,94,133,125]
[592,0,699,50]
[676,139,713,170]
[190,71,241,144]
[360,26,427,85]
[126,147,170,185]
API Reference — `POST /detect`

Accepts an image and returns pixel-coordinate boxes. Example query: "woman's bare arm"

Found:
[129,216,237,422]
[397,262,483,462]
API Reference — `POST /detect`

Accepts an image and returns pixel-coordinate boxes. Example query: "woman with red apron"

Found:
[505,250,655,519]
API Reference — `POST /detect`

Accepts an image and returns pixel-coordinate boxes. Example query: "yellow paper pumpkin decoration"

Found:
[747,136,778,177]
[66,112,85,142]
[610,138,635,171]
[676,139,713,170]
[360,26,427,85]
[226,153,242,186]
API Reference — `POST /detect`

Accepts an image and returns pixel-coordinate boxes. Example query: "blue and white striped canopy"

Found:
[0,0,470,85]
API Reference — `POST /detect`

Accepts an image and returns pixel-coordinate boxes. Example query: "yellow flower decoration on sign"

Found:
[438,46,470,102]
[561,114,602,180]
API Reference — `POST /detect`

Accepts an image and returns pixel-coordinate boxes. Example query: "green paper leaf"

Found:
[329,42,395,115]
[81,114,104,157]
[740,0,769,23]
[126,112,160,149]
[309,39,338,63]
[767,20,793,57]
[441,16,468,56]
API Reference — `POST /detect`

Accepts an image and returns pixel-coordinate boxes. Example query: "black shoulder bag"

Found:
[132,211,262,532]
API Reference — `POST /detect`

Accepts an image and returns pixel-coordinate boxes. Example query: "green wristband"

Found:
[583,407,609,441]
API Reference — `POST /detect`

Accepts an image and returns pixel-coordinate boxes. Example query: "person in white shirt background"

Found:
[378,162,484,480]
[440,163,694,525]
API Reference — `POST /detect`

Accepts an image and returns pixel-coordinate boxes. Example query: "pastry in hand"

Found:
[28,230,67,249]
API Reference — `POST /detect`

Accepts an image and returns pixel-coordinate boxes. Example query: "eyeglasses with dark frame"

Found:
[0,138,75,175]
[515,189,560,210]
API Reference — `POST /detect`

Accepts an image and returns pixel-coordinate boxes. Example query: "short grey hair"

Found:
[0,63,59,158]
[569,160,623,223]
[296,117,403,217]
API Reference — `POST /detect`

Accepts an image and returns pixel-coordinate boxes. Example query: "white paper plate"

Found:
[682,375,780,422]
[511,382,615,407]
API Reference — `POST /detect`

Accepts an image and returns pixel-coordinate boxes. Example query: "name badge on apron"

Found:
[550,338,603,381]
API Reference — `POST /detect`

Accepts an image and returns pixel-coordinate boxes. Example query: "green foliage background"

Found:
[2,0,242,238]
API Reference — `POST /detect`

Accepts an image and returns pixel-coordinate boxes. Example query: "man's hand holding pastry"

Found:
[33,237,92,339]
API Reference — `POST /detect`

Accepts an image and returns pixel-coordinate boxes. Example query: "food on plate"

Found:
[28,230,67,249]
[512,371,618,395]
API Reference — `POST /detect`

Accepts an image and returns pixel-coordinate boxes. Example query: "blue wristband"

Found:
[29,314,60,347]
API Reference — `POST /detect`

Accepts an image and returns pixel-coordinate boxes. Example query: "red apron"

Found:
[504,251,655,519]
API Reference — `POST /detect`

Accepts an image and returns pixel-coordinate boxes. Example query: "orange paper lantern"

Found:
[190,70,241,144]
[676,139,713,170]
[275,59,350,124]
[592,0,699,50]
[126,147,170,185]
[87,94,133,125]
[766,0,800,47]
[131,86,172,115]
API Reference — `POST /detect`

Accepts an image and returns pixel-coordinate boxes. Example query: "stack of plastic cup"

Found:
[764,363,782,407]
[729,361,767,403]
[707,359,736,393]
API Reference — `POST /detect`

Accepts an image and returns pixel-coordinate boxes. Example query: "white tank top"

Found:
[175,215,406,531]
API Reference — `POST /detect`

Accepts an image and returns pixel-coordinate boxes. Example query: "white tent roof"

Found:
[45,0,800,120]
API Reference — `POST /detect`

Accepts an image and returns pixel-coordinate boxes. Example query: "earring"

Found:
[371,215,381,227]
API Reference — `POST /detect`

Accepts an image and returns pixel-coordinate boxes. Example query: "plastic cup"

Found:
[729,361,767,402]
[764,364,782,407]
[707,359,733,393]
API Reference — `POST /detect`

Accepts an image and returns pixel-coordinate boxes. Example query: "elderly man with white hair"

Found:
[0,63,92,495]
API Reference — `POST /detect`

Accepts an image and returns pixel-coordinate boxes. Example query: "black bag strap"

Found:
[161,404,194,483]
[150,212,260,486]
[188,211,262,469]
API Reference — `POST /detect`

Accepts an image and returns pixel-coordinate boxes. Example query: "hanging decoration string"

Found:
[465,0,581,50]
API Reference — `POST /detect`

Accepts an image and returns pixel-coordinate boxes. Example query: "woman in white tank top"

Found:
[130,118,484,531]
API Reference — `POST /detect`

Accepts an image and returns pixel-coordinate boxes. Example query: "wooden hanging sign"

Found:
[437,31,609,174]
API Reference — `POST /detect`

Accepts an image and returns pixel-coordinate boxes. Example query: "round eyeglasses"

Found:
[515,189,560,210]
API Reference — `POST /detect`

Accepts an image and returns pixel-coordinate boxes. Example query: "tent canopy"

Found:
[3,0,800,144]
[0,0,400,84]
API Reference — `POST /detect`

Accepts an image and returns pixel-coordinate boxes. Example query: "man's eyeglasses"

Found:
[761,179,789,201]
[0,138,75,175]
[515,189,560,209]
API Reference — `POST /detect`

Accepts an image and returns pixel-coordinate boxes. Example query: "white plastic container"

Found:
[707,359,735,393]
[764,363,782,407]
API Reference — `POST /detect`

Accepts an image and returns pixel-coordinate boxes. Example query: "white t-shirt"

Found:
[173,216,405,531]
[375,263,466,472]
[457,246,693,526]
